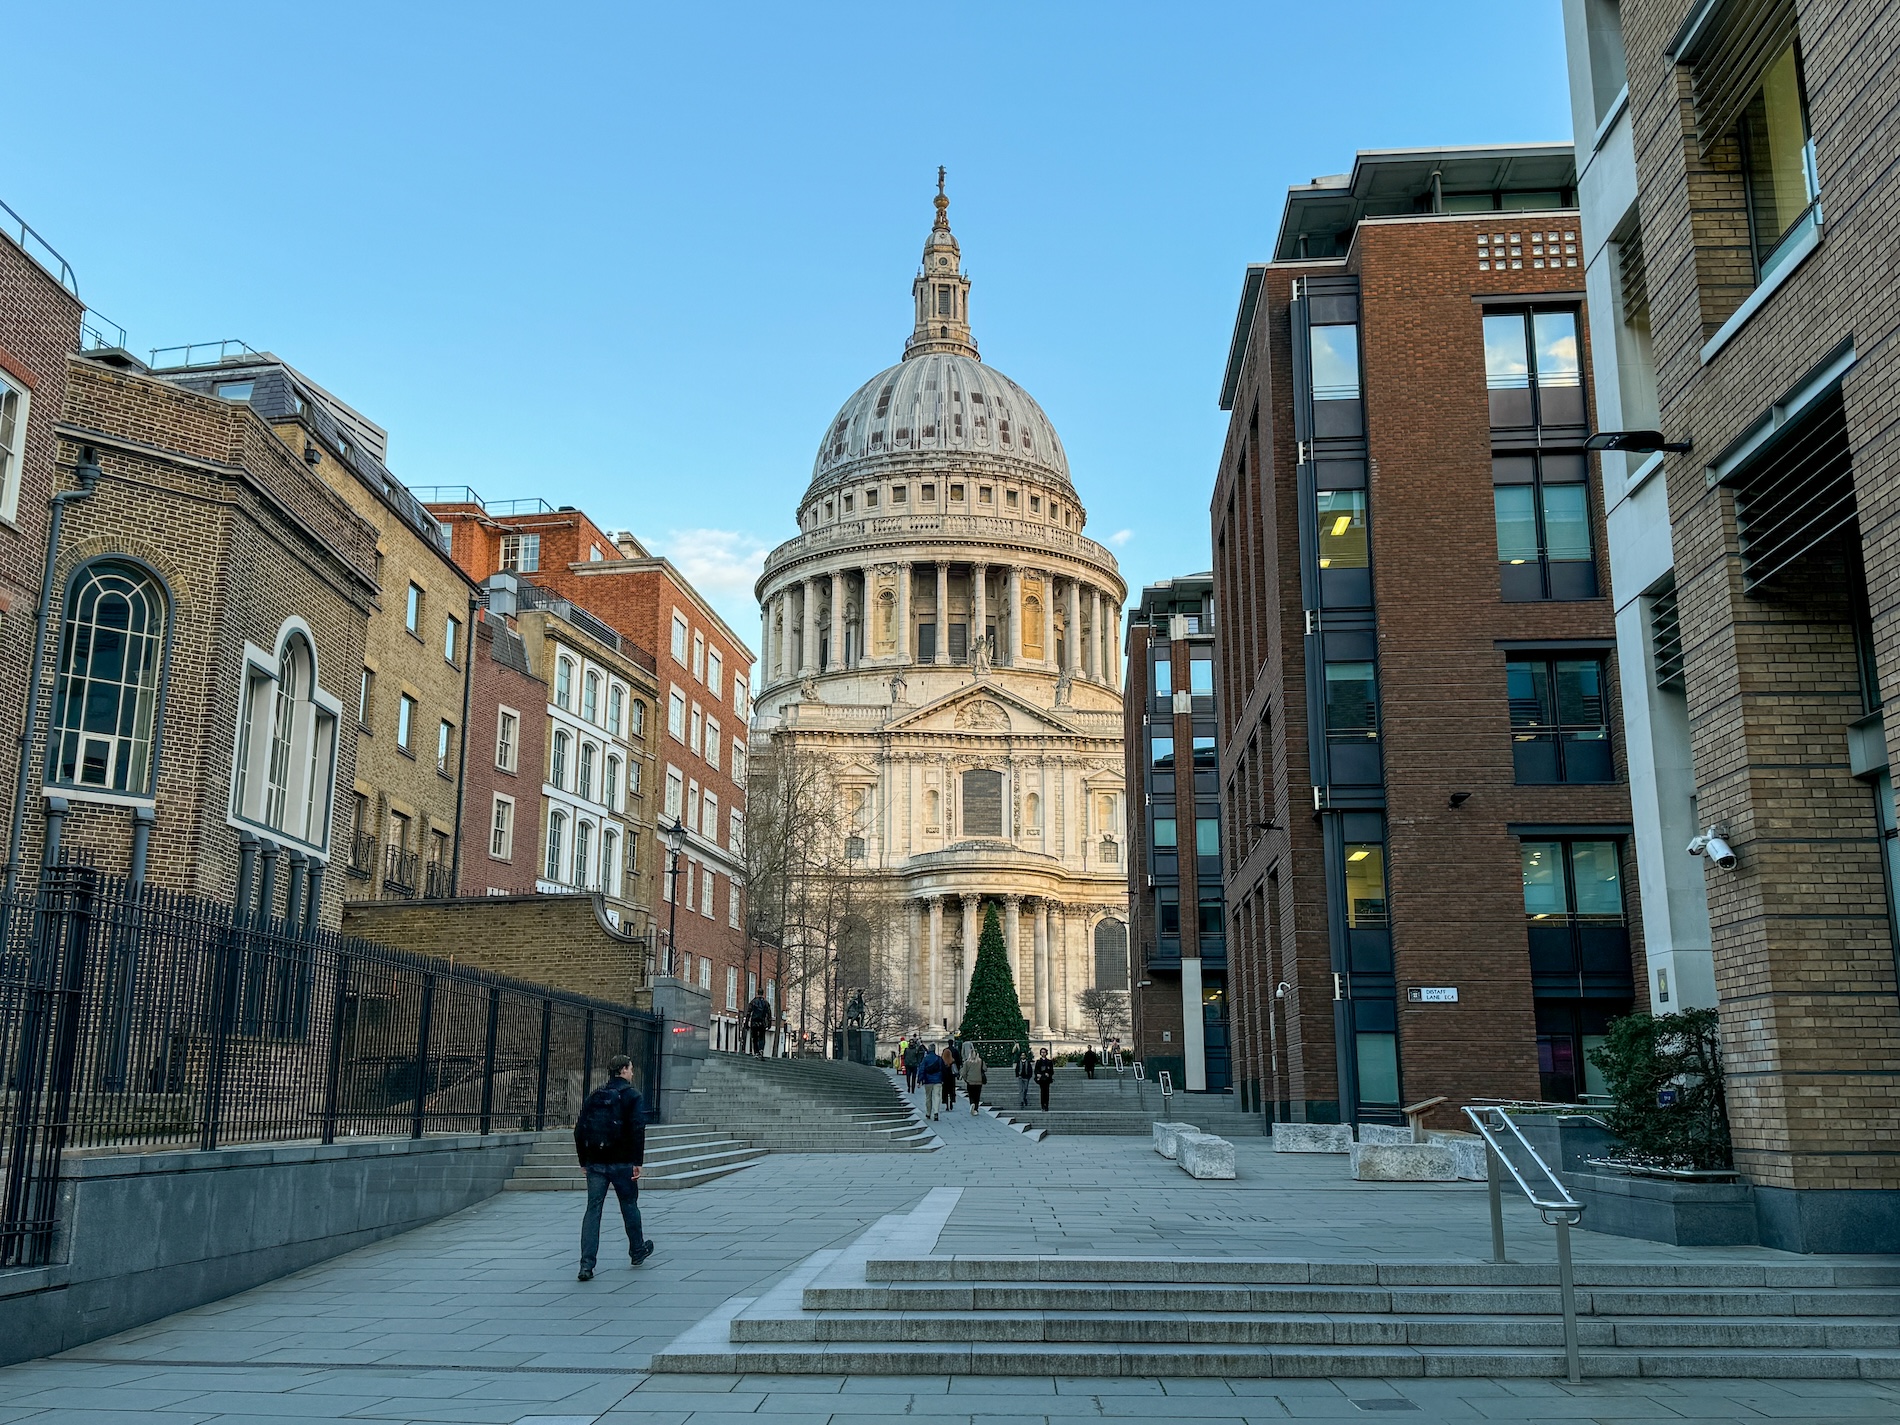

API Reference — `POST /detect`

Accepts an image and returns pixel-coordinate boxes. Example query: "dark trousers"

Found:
[580,1164,643,1270]
[1039,1082,1051,1111]
[944,1077,958,1105]
[905,1067,917,1090]
[1084,1065,1095,1078]
[749,1024,767,1055]
[1019,1076,1030,1107]
[967,1084,982,1110]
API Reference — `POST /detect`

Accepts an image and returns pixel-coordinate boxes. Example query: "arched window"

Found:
[1094,920,1130,990]
[579,741,597,801]
[602,826,621,898]
[551,730,570,788]
[608,684,625,735]
[583,671,600,723]
[545,811,566,882]
[605,753,622,812]
[574,819,593,888]
[51,560,167,795]
[555,656,574,709]
[232,622,340,852]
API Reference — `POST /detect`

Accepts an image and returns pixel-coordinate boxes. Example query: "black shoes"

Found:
[632,1240,656,1267]
[577,1267,594,1282]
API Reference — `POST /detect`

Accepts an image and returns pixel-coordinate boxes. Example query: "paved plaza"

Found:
[4,1092,1899,1423]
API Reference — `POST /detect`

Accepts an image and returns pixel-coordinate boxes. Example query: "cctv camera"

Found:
[1703,834,1737,870]
[1686,833,1709,857]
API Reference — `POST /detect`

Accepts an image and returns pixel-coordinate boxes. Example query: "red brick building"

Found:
[429,495,756,1029]
[1212,145,1639,1127]
[457,608,548,895]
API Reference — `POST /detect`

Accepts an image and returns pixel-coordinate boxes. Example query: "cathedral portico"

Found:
[753,177,1129,1046]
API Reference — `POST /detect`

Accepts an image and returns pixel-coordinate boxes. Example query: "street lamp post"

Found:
[661,817,687,979]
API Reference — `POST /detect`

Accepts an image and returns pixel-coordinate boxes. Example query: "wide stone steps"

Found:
[675,1054,937,1153]
[503,1124,765,1191]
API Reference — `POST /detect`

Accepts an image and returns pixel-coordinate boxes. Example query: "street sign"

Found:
[1406,987,1459,1003]
[1657,1088,1679,1107]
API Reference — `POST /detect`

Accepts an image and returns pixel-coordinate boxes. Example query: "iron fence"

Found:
[0,864,660,1268]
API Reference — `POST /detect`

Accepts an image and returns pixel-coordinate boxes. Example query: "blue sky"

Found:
[8,2,1573,647]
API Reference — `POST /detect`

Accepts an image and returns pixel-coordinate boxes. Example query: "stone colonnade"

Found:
[760,561,1122,689]
[906,891,1096,1037]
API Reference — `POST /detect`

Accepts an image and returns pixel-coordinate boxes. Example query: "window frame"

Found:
[50,558,172,804]
[1507,654,1616,784]
[495,706,519,771]
[1493,450,1598,602]
[225,620,343,855]
[490,793,515,860]
[396,693,417,753]
[405,583,423,635]
[0,372,28,526]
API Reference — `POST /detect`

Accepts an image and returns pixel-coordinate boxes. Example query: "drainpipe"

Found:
[448,592,477,897]
[42,795,69,866]
[129,805,156,883]
[4,448,102,899]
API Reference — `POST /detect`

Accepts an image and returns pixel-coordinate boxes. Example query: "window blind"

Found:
[1735,394,1855,593]
[1679,0,1800,155]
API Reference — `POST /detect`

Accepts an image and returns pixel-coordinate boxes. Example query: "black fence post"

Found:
[321,952,350,1145]
[581,1010,595,1098]
[411,972,436,1140]
[478,986,500,1136]
[534,997,552,1131]
[651,1014,666,1125]
[199,915,244,1152]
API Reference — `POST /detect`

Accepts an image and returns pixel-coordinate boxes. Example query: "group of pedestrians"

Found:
[898,1038,1058,1119]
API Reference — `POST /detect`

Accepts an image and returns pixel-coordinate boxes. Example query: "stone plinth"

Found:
[1152,1121,1201,1159]
[1350,1141,1459,1181]
[1177,1133,1237,1180]
[1272,1123,1351,1153]
[1356,1123,1416,1146]
[1425,1130,1488,1180]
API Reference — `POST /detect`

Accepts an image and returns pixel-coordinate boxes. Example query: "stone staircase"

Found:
[678,1052,939,1153]
[988,1070,1267,1137]
[653,1241,1900,1378]
[504,1123,765,1192]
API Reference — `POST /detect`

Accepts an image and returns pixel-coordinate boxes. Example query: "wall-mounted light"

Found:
[1585,429,1693,454]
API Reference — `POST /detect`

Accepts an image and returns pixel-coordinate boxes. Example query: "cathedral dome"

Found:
[807,352,1070,495]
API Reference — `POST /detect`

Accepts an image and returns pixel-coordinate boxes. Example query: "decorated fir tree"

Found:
[958,903,1029,1055]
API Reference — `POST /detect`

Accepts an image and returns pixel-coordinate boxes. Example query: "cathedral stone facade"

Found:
[754,181,1129,1041]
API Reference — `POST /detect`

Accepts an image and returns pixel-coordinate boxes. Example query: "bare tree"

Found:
[1076,987,1131,1047]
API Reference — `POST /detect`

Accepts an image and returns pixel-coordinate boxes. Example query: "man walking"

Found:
[962,1043,987,1114]
[902,1037,922,1092]
[1015,1047,1033,1108]
[573,1054,653,1281]
[1034,1048,1055,1112]
[1082,1046,1099,1079]
[918,1043,945,1121]
[745,990,773,1056]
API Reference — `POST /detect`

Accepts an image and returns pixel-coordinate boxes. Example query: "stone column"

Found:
[908,899,923,1014]
[934,562,950,665]
[760,600,772,685]
[897,561,912,663]
[971,562,988,665]
[1065,580,1082,676]
[1007,566,1023,665]
[1003,893,1022,992]
[829,571,844,671]
[1033,900,1050,1030]
[801,578,818,675]
[1042,572,1058,669]
[962,894,979,1010]
[927,895,944,1030]
[1084,587,1101,681]
[1108,604,1122,686]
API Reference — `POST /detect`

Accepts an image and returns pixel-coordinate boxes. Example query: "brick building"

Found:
[21,350,376,923]
[429,495,752,1026]
[457,606,549,895]
[0,208,85,895]
[151,351,480,904]
[1212,145,1638,1127]
[1560,0,1900,1251]
[1124,574,1225,1090]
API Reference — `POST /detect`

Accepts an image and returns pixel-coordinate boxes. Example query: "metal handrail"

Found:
[1464,1104,1586,1383]
[1,197,79,295]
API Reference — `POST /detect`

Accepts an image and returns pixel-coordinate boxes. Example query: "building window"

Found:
[692,632,705,681]
[608,683,625,734]
[444,616,460,665]
[733,676,748,717]
[1153,816,1177,848]
[687,779,700,830]
[1151,735,1174,772]
[665,766,683,820]
[1309,324,1361,401]
[1493,452,1596,601]
[1483,309,1584,429]
[405,583,423,634]
[1315,486,1370,608]
[1508,656,1614,783]
[632,698,647,737]
[358,667,373,725]
[668,688,686,740]
[397,694,416,752]
[1152,655,1172,701]
[1196,817,1221,858]
[702,790,719,841]
[672,611,689,663]
[700,867,714,917]
[231,625,339,850]
[574,820,593,888]
[546,811,567,882]
[496,708,519,770]
[605,753,621,812]
[555,656,574,710]
[0,374,27,524]
[731,738,746,781]
[50,561,168,796]
[730,808,743,853]
[551,729,570,788]
[726,963,738,1008]
[437,718,453,774]
[1323,647,1381,785]
[491,795,514,859]
[628,758,643,796]
[500,534,540,573]
[579,741,597,800]
[1737,39,1819,283]
[583,671,600,723]
[690,705,702,754]
[708,648,723,697]
[705,717,721,769]
[1190,657,1214,697]
[698,953,712,987]
[950,482,964,501]
[602,826,621,897]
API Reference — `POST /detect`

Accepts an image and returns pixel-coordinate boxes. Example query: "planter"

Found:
[1560,1169,1759,1246]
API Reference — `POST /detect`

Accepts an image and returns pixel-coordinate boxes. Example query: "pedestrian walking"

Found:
[573,1054,653,1281]
[1082,1046,1099,1079]
[962,1044,987,1113]
[918,1043,945,1120]
[745,991,773,1056]
[1034,1048,1055,1112]
[1015,1047,1033,1108]
[941,1037,960,1108]
[902,1037,922,1092]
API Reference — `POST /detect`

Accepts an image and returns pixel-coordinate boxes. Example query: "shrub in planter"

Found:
[1586,1008,1732,1171]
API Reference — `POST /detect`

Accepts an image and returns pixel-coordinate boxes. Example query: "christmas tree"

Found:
[958,903,1029,1055]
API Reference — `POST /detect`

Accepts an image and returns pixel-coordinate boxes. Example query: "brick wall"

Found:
[459,612,548,894]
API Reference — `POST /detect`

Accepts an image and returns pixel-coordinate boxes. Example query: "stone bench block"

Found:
[1272,1123,1351,1154]
[1350,1141,1459,1182]
[1152,1122,1202,1159]
[1356,1123,1417,1146]
[1177,1133,1237,1180]
[1425,1130,1488,1181]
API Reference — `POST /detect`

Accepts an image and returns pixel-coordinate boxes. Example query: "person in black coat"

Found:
[573,1055,653,1280]
[1033,1049,1055,1111]
[1081,1047,1099,1079]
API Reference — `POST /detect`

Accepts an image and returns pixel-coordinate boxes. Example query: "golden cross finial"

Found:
[933,166,950,229]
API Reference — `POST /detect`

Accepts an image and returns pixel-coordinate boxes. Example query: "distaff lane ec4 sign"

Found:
[1406,987,1459,1003]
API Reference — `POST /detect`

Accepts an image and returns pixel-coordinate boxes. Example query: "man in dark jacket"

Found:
[902,1038,922,1092]
[1034,1049,1056,1111]
[574,1055,652,1281]
[745,992,773,1056]
[918,1044,946,1121]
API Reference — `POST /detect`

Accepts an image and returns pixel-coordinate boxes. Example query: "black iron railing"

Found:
[0,865,660,1269]
[348,831,377,878]
[423,860,453,900]
[383,846,419,897]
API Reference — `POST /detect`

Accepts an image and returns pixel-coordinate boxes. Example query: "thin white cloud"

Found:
[1108,528,1134,547]
[651,527,770,648]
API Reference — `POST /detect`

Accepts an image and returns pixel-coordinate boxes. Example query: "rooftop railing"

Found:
[1,197,79,296]
[146,338,262,370]
[80,310,128,352]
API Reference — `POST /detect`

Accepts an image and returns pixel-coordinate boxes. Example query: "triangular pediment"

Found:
[885,681,1081,737]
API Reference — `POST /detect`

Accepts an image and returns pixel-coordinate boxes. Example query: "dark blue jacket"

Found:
[918,1052,945,1085]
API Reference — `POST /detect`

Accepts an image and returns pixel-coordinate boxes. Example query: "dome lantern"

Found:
[906,168,978,361]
